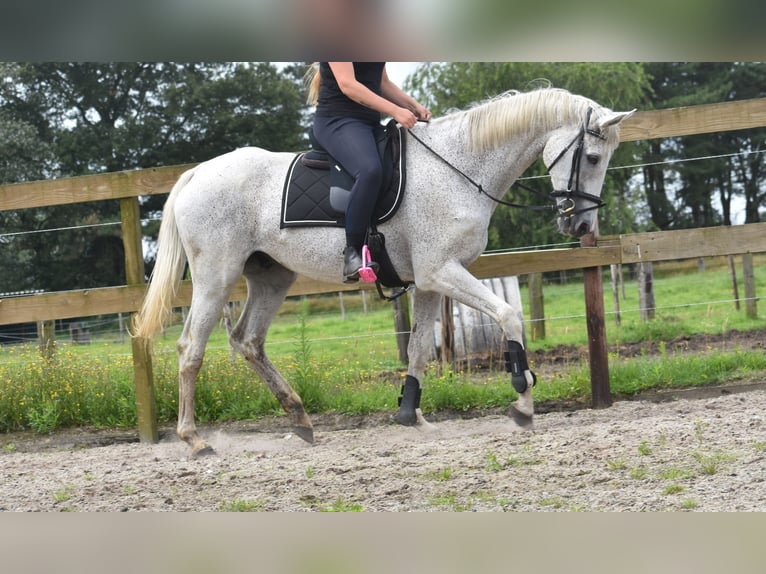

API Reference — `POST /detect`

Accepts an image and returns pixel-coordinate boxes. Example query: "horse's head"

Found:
[543,107,635,237]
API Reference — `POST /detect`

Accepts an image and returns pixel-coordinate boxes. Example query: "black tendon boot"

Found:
[395,375,421,426]
[504,340,537,393]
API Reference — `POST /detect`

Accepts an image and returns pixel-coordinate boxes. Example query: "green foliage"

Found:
[0,62,307,293]
[1,63,306,176]
[288,300,328,413]
[27,400,60,434]
[642,62,766,228]
[406,62,651,116]
[0,333,763,434]
[1,260,765,433]
[0,108,53,183]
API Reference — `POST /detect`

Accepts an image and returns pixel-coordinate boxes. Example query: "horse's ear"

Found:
[597,109,636,129]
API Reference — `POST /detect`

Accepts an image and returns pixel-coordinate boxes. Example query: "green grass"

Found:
[662,484,686,496]
[0,259,765,434]
[220,499,266,512]
[680,498,700,510]
[318,497,364,512]
[523,255,766,350]
[423,467,454,482]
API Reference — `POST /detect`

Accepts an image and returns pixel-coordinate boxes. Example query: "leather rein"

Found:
[408,107,607,219]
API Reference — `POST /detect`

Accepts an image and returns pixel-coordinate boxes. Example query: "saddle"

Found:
[280,119,406,229]
[280,120,409,289]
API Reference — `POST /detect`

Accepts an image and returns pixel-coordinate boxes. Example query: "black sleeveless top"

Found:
[315,62,385,124]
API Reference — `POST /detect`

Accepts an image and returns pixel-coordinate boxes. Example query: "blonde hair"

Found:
[304,62,321,106]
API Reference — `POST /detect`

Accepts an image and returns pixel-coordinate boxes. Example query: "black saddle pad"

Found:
[280,122,406,228]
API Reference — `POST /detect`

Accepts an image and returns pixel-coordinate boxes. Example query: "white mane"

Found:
[436,88,618,152]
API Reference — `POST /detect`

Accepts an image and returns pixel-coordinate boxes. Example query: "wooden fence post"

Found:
[338,292,347,320]
[729,255,741,311]
[120,197,158,443]
[610,264,621,326]
[528,273,545,340]
[37,319,56,359]
[638,262,655,321]
[581,231,612,408]
[441,296,455,368]
[743,253,757,319]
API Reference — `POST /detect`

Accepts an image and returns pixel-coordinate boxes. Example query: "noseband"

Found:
[546,107,607,220]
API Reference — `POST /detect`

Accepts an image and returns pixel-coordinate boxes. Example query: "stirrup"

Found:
[358,245,378,283]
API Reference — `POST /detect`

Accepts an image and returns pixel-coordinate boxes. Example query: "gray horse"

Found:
[134,87,634,457]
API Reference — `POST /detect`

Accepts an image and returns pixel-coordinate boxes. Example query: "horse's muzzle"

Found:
[558,213,594,238]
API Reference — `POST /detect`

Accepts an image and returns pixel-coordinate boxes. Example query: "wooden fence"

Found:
[1,97,766,441]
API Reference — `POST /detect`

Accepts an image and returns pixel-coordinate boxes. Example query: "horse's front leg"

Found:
[415,261,536,426]
[396,289,441,428]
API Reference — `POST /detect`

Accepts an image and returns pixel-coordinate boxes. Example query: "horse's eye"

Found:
[586,153,600,165]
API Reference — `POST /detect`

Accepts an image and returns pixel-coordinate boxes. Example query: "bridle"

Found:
[545,107,607,221]
[407,108,607,220]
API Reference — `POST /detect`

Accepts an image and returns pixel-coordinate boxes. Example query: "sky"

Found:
[385,62,420,87]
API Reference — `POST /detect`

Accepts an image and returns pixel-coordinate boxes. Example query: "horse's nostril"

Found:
[577,221,591,236]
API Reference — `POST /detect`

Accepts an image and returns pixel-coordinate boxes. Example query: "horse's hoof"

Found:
[508,404,534,428]
[395,409,417,426]
[395,408,437,432]
[294,425,314,444]
[414,409,438,432]
[192,444,217,459]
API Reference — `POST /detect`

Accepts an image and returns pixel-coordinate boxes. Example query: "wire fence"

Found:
[0,140,763,359]
[1,262,760,358]
[2,146,764,242]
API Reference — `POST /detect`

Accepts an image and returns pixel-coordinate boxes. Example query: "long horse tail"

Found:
[132,167,196,340]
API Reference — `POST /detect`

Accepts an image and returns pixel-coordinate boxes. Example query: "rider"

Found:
[306,62,432,282]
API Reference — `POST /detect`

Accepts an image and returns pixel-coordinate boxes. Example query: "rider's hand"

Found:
[393,107,418,129]
[414,104,432,122]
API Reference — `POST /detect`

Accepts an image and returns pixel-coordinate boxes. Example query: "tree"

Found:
[2,62,307,174]
[642,62,766,229]
[0,62,308,292]
[0,111,53,184]
[0,100,56,293]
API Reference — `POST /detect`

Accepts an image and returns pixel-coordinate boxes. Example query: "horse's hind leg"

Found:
[176,276,240,457]
[228,256,314,443]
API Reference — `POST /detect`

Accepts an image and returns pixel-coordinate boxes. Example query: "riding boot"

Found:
[342,246,379,284]
[342,246,362,283]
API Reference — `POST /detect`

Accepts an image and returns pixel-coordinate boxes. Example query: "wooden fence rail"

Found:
[2,222,766,326]
[1,96,765,441]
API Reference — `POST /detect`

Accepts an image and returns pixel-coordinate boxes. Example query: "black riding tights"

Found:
[313,115,383,250]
